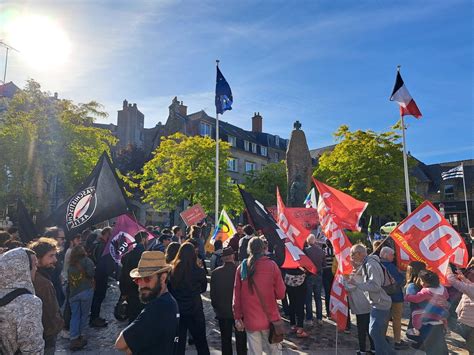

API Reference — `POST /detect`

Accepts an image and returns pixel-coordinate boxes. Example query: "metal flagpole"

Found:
[0,41,19,84]
[335,323,338,354]
[401,113,412,215]
[215,60,220,227]
[461,163,471,232]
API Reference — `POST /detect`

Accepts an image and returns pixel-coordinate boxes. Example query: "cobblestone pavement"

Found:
[56,278,468,355]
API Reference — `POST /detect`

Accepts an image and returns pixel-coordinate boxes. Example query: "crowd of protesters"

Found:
[1,222,474,355]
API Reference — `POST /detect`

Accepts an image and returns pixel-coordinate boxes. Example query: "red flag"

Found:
[313,178,367,232]
[281,240,317,274]
[330,272,349,331]
[103,214,154,264]
[390,201,468,284]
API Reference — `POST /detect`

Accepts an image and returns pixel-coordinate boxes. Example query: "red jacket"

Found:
[233,256,286,331]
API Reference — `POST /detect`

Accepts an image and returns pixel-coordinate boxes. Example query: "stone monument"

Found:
[286,121,313,207]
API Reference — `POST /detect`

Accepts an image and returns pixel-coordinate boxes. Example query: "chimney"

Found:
[169,97,187,116]
[252,112,263,133]
[123,99,128,109]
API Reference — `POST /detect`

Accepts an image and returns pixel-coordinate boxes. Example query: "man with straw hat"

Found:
[115,251,180,354]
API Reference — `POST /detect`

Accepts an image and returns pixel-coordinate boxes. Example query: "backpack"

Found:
[364,258,398,295]
[239,237,251,262]
[0,288,32,307]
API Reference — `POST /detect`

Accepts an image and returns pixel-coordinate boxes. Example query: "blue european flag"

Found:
[215,66,233,114]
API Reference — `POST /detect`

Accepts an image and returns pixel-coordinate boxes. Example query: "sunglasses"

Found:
[133,276,153,284]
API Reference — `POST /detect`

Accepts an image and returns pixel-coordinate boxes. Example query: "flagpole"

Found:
[461,163,471,233]
[215,60,220,227]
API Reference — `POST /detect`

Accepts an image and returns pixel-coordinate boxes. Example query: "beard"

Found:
[139,282,162,304]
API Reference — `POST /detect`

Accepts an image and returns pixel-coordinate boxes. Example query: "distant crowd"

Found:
[1,223,473,355]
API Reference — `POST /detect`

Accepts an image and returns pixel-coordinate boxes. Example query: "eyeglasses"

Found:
[133,276,152,284]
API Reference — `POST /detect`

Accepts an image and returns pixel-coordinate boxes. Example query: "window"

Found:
[228,135,237,147]
[244,140,250,151]
[444,184,454,200]
[200,122,211,137]
[227,158,238,172]
[251,143,257,153]
[274,152,280,162]
[245,161,256,172]
[260,146,267,156]
[275,135,280,146]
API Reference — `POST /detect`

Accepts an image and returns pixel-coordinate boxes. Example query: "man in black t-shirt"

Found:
[115,251,179,355]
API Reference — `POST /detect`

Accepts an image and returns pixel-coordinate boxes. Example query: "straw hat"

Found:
[129,251,172,278]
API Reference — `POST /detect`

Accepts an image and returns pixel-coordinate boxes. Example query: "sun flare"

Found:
[5,14,72,69]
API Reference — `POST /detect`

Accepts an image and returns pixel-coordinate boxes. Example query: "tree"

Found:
[0,80,117,213]
[244,161,287,207]
[115,144,147,174]
[139,133,243,217]
[313,125,418,219]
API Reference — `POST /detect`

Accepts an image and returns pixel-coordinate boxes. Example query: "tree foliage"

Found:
[0,80,117,213]
[139,133,243,217]
[244,161,287,207]
[115,144,147,174]
[313,125,417,218]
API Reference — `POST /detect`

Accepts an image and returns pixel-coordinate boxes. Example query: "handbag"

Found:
[253,283,286,344]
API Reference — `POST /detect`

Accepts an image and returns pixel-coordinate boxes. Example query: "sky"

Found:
[1,0,473,164]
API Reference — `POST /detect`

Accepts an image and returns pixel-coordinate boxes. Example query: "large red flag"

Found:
[330,272,349,331]
[103,214,154,264]
[313,178,367,232]
[390,201,468,284]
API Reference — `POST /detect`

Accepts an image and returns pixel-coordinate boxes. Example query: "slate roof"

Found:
[0,82,20,98]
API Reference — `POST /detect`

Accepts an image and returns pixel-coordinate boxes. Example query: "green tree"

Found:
[0,80,117,213]
[313,125,418,218]
[139,133,243,217]
[244,161,287,206]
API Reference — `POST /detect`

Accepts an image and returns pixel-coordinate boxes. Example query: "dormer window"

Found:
[251,143,257,153]
[228,135,237,147]
[200,122,211,137]
[244,140,250,151]
[275,135,280,146]
[260,146,267,156]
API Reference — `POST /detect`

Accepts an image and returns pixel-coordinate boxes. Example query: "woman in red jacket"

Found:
[233,237,286,354]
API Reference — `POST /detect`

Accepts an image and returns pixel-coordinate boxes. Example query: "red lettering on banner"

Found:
[390,201,468,284]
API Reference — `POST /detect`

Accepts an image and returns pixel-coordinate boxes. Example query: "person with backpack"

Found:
[380,246,409,350]
[348,244,395,355]
[238,224,255,262]
[210,240,224,271]
[68,245,95,351]
[0,247,45,354]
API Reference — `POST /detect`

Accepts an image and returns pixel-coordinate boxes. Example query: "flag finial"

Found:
[216,59,220,66]
[397,65,401,72]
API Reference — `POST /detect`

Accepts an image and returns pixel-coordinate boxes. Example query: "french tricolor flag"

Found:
[390,70,422,118]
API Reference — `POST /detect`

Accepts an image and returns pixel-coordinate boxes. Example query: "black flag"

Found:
[238,186,285,265]
[47,152,129,236]
[17,198,38,243]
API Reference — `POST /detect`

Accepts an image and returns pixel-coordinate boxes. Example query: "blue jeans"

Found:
[305,273,323,320]
[70,288,94,339]
[369,308,395,355]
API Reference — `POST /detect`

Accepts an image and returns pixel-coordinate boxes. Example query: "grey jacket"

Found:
[343,273,371,315]
[0,248,45,354]
[355,255,392,310]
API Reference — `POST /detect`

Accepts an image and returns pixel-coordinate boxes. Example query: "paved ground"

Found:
[56,278,469,355]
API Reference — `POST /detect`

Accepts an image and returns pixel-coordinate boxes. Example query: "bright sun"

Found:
[5,14,72,69]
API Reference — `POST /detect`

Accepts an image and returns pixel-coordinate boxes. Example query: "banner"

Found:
[46,152,129,236]
[210,209,236,246]
[395,243,411,271]
[390,201,468,283]
[103,214,154,264]
[276,187,319,250]
[330,272,349,331]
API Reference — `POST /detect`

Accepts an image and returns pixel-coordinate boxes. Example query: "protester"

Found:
[7,226,19,240]
[379,246,409,350]
[188,225,206,260]
[447,266,474,353]
[165,242,180,264]
[233,237,286,354]
[44,226,66,306]
[342,259,375,355]
[228,223,244,260]
[210,246,247,355]
[119,231,148,323]
[90,227,113,327]
[322,240,335,318]
[68,245,95,350]
[28,237,65,355]
[349,244,394,355]
[115,251,180,354]
[172,225,184,243]
[282,264,308,337]
[405,270,449,355]
[0,231,11,248]
[0,247,45,354]
[63,234,82,280]
[169,242,210,354]
[405,261,427,341]
[210,239,224,271]
[238,224,255,262]
[153,233,172,252]
[304,234,326,326]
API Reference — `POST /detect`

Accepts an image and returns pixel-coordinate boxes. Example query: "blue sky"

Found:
[2,0,473,164]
